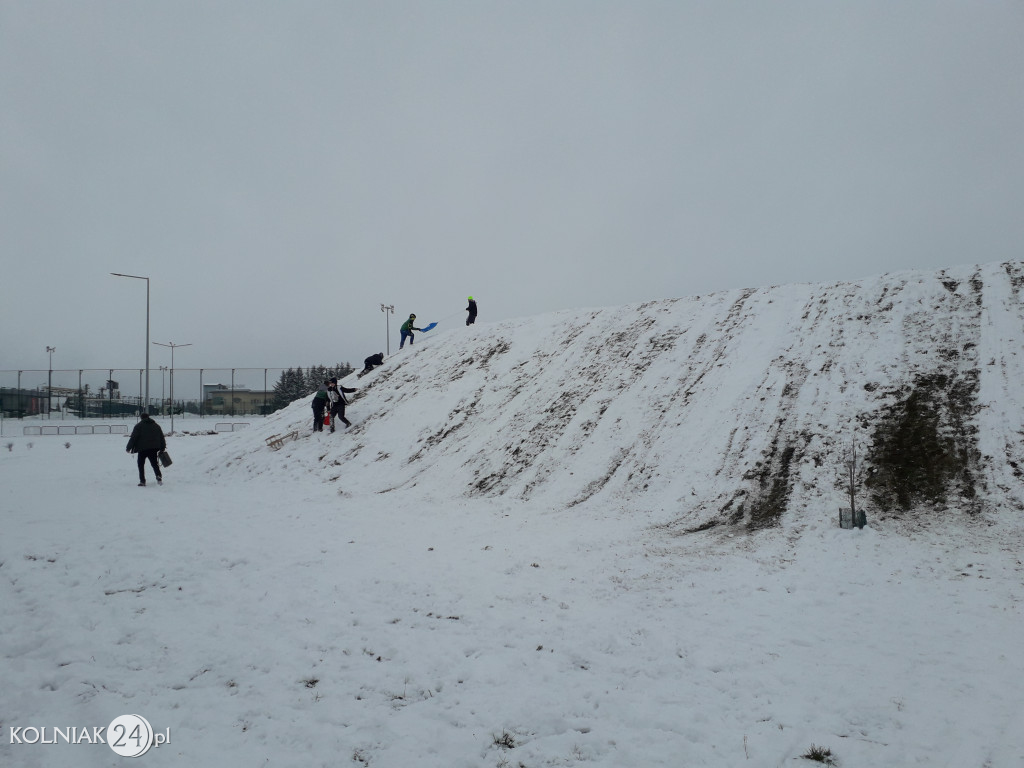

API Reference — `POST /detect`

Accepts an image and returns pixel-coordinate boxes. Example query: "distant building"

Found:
[0,387,45,417]
[203,383,274,415]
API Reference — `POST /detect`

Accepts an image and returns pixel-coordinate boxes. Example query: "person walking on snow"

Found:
[399,314,422,349]
[466,296,478,326]
[126,411,167,486]
[327,377,357,431]
[311,381,329,432]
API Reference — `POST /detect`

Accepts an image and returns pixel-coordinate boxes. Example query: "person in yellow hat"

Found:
[465,296,478,326]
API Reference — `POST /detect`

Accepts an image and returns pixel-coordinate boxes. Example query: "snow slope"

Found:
[2,261,1022,768]
[210,260,1024,532]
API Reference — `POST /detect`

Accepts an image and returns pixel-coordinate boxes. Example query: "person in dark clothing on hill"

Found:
[400,314,422,349]
[359,353,384,377]
[327,376,357,431]
[311,382,329,432]
[126,412,167,486]
[466,296,477,326]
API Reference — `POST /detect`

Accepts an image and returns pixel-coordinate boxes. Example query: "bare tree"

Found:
[840,435,867,529]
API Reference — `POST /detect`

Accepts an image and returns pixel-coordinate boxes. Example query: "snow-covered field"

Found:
[2,262,1022,767]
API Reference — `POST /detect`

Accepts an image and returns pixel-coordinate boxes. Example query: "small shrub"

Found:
[801,744,837,765]
[493,730,516,750]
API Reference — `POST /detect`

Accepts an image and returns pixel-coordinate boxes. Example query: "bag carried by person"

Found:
[158,450,173,467]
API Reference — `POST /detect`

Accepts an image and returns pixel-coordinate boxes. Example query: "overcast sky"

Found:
[3,1,1023,375]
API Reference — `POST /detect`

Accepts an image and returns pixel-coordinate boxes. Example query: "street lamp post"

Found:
[159,366,168,413]
[46,346,55,419]
[111,273,150,413]
[153,341,192,434]
[381,304,394,356]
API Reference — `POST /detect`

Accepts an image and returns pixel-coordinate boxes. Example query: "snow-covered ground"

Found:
[2,262,1022,767]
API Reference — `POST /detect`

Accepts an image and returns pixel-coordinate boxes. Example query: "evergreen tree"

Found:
[304,365,328,391]
[269,363,355,413]
[327,362,355,381]
[270,368,307,412]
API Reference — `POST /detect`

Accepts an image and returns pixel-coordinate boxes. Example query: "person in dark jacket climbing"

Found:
[311,382,329,432]
[125,412,167,486]
[327,377,357,431]
[399,314,422,349]
[359,352,384,377]
[466,296,478,326]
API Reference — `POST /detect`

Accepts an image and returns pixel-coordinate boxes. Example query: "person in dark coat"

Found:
[327,376,357,431]
[311,382,329,432]
[466,296,478,326]
[126,412,167,486]
[359,352,384,377]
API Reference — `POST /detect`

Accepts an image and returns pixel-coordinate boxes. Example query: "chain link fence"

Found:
[0,368,291,420]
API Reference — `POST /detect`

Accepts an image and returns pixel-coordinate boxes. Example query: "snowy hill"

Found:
[206,260,1024,535]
